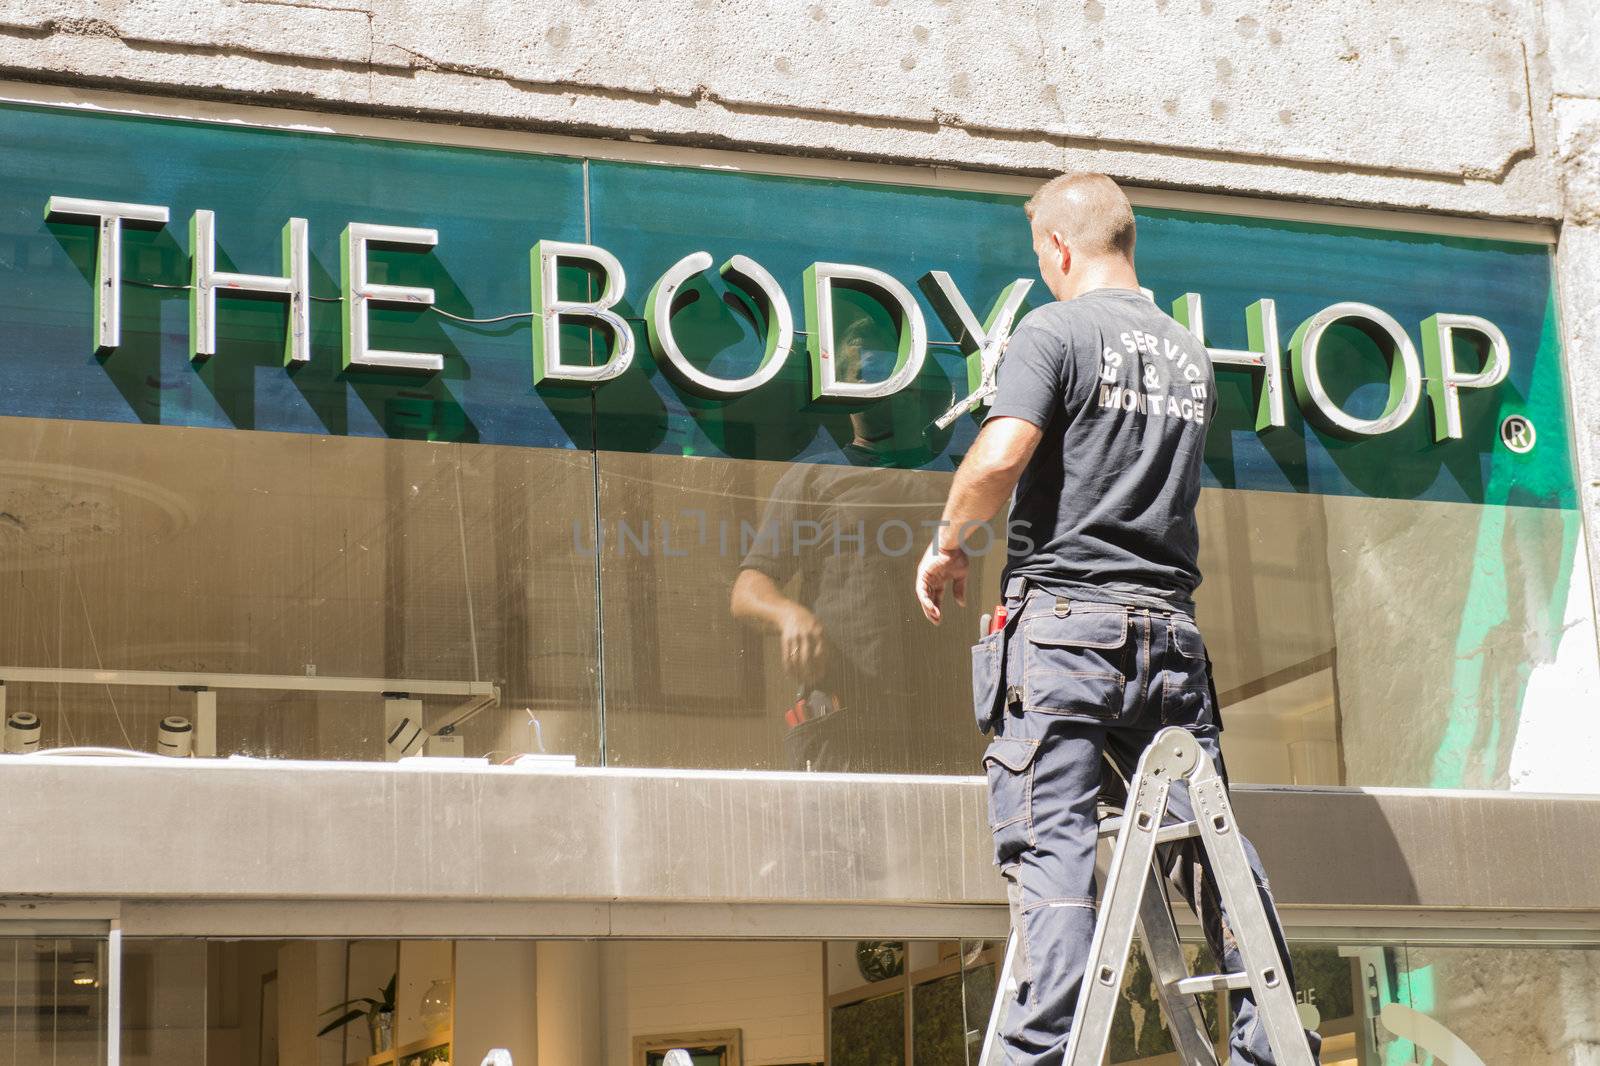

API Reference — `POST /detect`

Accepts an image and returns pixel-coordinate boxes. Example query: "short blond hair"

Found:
[1024,172,1136,258]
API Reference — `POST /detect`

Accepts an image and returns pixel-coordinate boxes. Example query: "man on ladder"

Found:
[915,173,1322,1065]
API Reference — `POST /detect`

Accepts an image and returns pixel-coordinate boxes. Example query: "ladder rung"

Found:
[1173,972,1251,996]
[1097,817,1199,844]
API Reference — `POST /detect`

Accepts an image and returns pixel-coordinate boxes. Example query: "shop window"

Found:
[0,934,109,1066]
[0,934,1567,1066]
[0,418,603,766]
[0,100,1586,788]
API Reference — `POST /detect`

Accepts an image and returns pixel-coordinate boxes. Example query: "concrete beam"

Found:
[0,0,1561,220]
[2,756,1598,920]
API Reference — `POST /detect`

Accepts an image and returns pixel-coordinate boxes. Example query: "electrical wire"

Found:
[121,278,971,344]
[71,570,134,748]
[428,307,534,324]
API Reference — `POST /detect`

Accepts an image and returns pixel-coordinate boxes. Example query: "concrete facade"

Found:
[1,0,1595,635]
[1548,0,1600,670]
[0,0,1566,217]
[0,6,1597,1063]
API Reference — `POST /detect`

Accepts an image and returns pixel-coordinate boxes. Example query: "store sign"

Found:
[46,195,1513,444]
[0,101,1573,509]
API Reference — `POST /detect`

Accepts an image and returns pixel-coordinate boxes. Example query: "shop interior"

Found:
[0,934,1381,1066]
[6,933,1584,1066]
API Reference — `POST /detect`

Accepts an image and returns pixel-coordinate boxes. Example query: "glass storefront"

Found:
[0,933,110,1066]
[13,935,1587,1065]
[0,99,1587,787]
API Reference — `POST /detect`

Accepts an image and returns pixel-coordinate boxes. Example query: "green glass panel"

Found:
[0,100,1567,507]
[1,101,591,448]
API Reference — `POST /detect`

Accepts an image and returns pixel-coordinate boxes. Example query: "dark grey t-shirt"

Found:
[986,288,1215,606]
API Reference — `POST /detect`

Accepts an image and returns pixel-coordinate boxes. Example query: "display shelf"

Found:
[395,1030,452,1065]
[347,1031,450,1066]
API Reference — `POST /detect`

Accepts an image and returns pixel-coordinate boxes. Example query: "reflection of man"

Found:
[915,174,1320,1064]
[731,319,972,773]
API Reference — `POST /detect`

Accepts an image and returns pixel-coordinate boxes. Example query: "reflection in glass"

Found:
[831,991,906,1066]
[0,934,1569,1066]
[2,396,1584,784]
[957,937,1600,1065]
[593,434,1597,782]
[598,441,994,773]
[728,320,966,772]
[0,417,601,764]
[0,937,107,1066]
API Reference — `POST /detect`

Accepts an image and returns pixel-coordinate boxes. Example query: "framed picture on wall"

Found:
[634,1028,743,1066]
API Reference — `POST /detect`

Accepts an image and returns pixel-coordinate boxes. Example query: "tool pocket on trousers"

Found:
[1161,618,1211,726]
[971,632,1005,733]
[1021,606,1128,718]
[984,736,1042,865]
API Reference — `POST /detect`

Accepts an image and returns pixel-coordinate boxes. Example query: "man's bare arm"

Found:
[730,568,827,681]
[730,568,789,628]
[916,416,1044,624]
[937,416,1044,551]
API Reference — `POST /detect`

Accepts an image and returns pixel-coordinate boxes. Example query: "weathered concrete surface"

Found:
[0,0,1560,219]
[1547,0,1600,100]
[3,755,1600,918]
[1547,0,1600,704]
[1469,10,1600,1041]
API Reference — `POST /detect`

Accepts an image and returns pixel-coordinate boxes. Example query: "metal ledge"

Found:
[0,756,1596,937]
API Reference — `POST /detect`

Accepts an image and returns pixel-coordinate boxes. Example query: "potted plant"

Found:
[319,973,397,1053]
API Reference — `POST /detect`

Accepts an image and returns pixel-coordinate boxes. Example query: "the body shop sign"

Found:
[45,193,1513,448]
[0,101,1574,509]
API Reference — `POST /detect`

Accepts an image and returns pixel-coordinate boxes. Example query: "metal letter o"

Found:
[645,252,793,398]
[1289,302,1422,437]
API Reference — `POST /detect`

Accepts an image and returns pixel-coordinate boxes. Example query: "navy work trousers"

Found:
[972,589,1321,1065]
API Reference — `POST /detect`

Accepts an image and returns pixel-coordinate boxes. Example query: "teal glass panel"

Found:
[0,101,1572,510]
[0,101,592,449]
[1135,209,1571,509]
[587,161,1038,472]
[585,161,1571,509]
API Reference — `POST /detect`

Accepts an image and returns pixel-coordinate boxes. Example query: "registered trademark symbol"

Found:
[1500,414,1536,454]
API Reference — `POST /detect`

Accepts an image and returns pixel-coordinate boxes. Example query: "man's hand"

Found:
[916,544,969,625]
[777,602,827,682]
[917,416,1040,625]
[730,570,829,683]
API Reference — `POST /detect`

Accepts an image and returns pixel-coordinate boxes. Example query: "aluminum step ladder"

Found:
[977,726,1315,1066]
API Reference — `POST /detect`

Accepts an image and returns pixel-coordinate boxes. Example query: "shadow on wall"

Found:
[1233,788,1420,910]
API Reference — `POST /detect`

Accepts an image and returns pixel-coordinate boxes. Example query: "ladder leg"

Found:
[1135,866,1221,1066]
[1062,765,1172,1065]
[1189,774,1316,1066]
[978,928,1019,1066]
